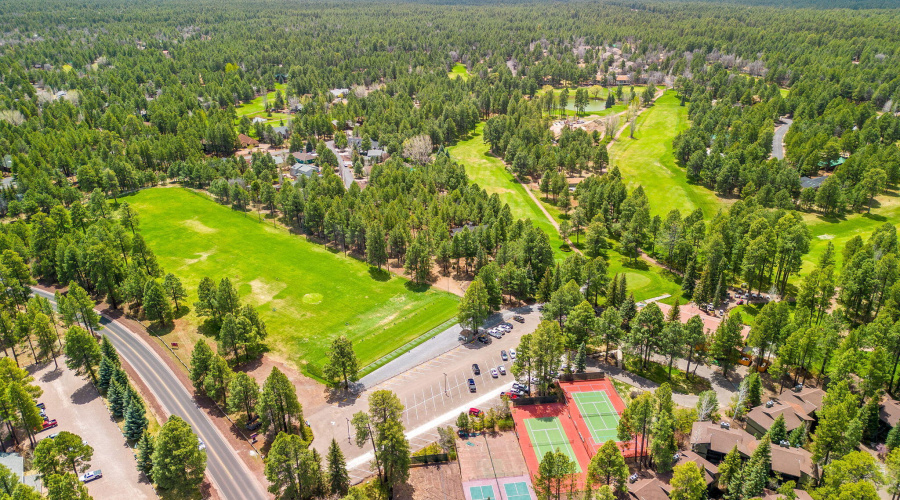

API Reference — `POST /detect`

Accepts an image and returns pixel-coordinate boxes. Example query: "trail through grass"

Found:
[448,123,569,260]
[126,188,459,379]
[610,91,723,218]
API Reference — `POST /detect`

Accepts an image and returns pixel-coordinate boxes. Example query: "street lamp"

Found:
[346,417,351,443]
[443,372,448,397]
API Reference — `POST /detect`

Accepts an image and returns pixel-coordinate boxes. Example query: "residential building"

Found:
[746,387,824,438]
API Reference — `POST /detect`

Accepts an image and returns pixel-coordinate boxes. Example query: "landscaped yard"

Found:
[610,91,723,218]
[448,122,569,260]
[623,356,712,395]
[234,83,291,126]
[125,188,459,380]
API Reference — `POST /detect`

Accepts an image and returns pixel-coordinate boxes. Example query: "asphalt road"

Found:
[32,288,268,500]
[771,117,792,160]
[325,140,354,188]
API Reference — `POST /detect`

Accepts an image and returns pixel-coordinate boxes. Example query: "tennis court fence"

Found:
[512,395,560,406]
[558,372,606,382]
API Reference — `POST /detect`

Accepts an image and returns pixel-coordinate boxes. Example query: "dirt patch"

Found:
[395,463,465,500]
[247,278,288,305]
[182,218,218,234]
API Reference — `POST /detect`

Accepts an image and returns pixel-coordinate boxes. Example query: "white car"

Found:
[490,368,499,378]
[79,470,102,483]
[509,349,517,360]
[498,365,506,375]
[198,439,206,451]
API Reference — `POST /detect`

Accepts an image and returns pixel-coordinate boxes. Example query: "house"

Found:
[251,117,267,124]
[347,137,380,152]
[272,126,291,139]
[366,149,387,162]
[2,154,11,171]
[0,453,42,491]
[817,157,846,170]
[616,74,632,84]
[800,176,826,189]
[272,155,286,167]
[238,134,259,148]
[745,387,825,438]
[628,478,670,500]
[290,164,320,177]
[691,422,816,483]
[292,152,317,164]
[655,302,751,340]
[675,450,718,485]
[879,396,900,437]
[762,489,814,500]
[330,88,350,98]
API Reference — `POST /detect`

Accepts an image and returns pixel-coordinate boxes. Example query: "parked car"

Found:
[490,368,499,378]
[41,419,58,430]
[245,417,262,431]
[198,439,206,451]
[468,379,476,392]
[500,392,519,399]
[500,350,509,361]
[472,364,480,375]
[509,349,517,360]
[513,315,525,323]
[79,470,102,483]
[489,329,503,339]
[469,408,483,417]
[35,402,45,410]
[498,365,506,375]
[48,433,59,439]
[477,336,491,345]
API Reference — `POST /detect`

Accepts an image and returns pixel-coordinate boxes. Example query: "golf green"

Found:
[126,188,459,379]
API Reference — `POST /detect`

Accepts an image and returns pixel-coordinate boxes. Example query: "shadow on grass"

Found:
[368,267,391,282]
[621,258,650,272]
[863,212,888,222]
[404,281,433,293]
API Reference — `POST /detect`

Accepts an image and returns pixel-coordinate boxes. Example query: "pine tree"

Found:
[143,279,172,324]
[717,446,742,491]
[327,438,350,497]
[124,398,149,441]
[788,425,808,448]
[98,356,116,393]
[747,372,762,408]
[651,409,677,473]
[108,380,125,419]
[769,414,787,444]
[136,432,154,480]
[575,342,587,373]
[189,341,214,389]
[163,273,187,312]
[100,336,119,365]
[887,425,900,451]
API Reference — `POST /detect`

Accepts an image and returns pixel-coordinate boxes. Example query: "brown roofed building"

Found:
[628,477,670,500]
[880,396,900,429]
[238,134,259,148]
[745,387,824,438]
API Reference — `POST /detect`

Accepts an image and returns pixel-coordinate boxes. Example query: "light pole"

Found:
[443,372,448,397]
[346,417,351,444]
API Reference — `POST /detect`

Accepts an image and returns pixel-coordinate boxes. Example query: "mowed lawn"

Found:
[800,191,900,276]
[448,122,569,260]
[610,91,723,218]
[126,188,459,378]
[448,63,470,81]
[234,83,291,126]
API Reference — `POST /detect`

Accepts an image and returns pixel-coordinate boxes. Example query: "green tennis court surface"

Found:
[504,481,532,500]
[469,485,495,499]
[573,391,620,443]
[524,417,582,472]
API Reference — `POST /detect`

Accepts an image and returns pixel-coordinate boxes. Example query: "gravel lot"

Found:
[29,358,156,500]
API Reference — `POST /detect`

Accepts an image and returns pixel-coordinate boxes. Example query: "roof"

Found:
[0,453,42,491]
[656,302,751,340]
[238,134,259,147]
[880,397,900,427]
[273,126,290,136]
[676,450,718,485]
[762,489,814,500]
[628,478,669,500]
[616,74,631,81]
[800,176,826,189]
[330,88,349,97]
[746,400,814,434]
[783,387,825,414]
[367,149,386,157]
[690,421,755,456]
[766,443,814,478]
[292,152,317,162]
[251,116,267,124]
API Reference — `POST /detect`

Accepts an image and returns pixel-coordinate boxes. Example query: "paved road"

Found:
[325,140,354,188]
[771,117,792,160]
[32,288,268,500]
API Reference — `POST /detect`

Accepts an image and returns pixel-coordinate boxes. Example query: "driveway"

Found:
[325,140,354,188]
[29,360,156,500]
[771,118,792,160]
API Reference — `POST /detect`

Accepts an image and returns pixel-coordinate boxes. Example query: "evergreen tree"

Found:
[575,342,587,373]
[189,341,214,389]
[717,446,742,491]
[769,414,788,444]
[162,273,187,312]
[747,372,762,408]
[63,326,101,383]
[152,416,207,494]
[228,372,260,421]
[136,432,154,481]
[323,335,360,389]
[327,438,350,497]
[586,440,628,492]
[124,398,148,441]
[670,462,707,500]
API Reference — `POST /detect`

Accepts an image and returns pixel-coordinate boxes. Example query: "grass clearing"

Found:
[448,123,569,260]
[125,188,459,380]
[234,83,291,126]
[623,355,711,395]
[610,91,723,218]
[448,63,470,81]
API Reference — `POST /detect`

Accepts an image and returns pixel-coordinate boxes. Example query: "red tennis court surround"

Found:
[557,378,645,458]
[511,402,592,489]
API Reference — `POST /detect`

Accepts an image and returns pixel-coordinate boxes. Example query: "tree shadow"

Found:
[368,267,390,282]
[147,321,175,337]
[325,387,361,407]
[71,382,99,405]
[621,259,650,271]
[173,305,191,320]
[404,281,432,293]
[40,367,63,383]
[863,212,888,222]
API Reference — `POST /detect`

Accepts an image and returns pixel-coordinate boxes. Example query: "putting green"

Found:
[126,188,459,380]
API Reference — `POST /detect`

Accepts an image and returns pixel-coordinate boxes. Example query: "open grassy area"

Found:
[234,83,291,126]
[800,190,900,276]
[125,188,459,379]
[448,123,569,260]
[448,63,470,81]
[610,91,724,218]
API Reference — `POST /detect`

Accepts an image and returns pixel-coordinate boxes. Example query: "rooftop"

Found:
[880,397,900,427]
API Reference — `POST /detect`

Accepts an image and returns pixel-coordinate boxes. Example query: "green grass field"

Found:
[610,91,723,218]
[800,191,900,276]
[448,63,470,81]
[234,83,291,127]
[126,188,459,379]
[448,123,569,260]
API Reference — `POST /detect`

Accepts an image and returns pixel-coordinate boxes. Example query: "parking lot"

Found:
[29,359,156,499]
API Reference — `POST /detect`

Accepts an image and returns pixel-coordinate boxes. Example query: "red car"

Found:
[501,392,519,399]
[468,408,483,417]
[41,419,58,430]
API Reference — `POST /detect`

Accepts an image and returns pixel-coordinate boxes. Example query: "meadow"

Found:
[610,91,723,218]
[448,122,569,259]
[234,83,291,127]
[126,188,459,379]
[448,63,470,81]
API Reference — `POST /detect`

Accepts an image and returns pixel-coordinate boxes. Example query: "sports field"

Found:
[610,91,723,218]
[571,392,620,443]
[524,418,582,472]
[448,122,568,259]
[126,188,459,379]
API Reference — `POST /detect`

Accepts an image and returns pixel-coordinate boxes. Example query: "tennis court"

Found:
[523,417,582,472]
[572,391,620,443]
[503,481,532,500]
[469,485,496,500]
